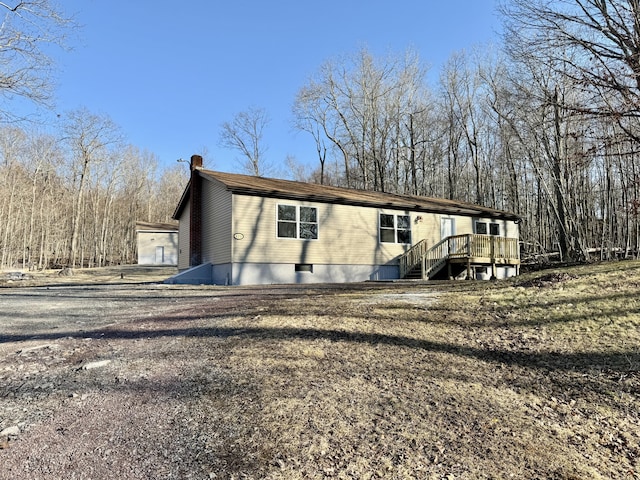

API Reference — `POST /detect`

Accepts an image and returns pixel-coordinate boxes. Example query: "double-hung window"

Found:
[277,205,318,239]
[379,213,411,244]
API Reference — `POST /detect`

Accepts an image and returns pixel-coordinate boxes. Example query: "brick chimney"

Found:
[189,154,203,266]
[190,154,203,170]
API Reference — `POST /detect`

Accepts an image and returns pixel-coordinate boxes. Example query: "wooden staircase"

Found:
[402,264,423,279]
[399,239,428,278]
[399,235,520,280]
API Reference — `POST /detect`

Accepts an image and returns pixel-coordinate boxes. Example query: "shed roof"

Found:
[135,221,179,232]
[174,169,520,221]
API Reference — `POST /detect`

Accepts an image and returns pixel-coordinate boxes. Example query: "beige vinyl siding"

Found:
[414,213,440,246]
[177,199,190,270]
[453,216,473,236]
[472,217,519,238]
[201,177,232,265]
[232,195,437,265]
[505,219,519,239]
[138,232,176,252]
[430,216,521,243]
[137,231,178,265]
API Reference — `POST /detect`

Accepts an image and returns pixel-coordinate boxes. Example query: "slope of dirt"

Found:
[0,263,638,479]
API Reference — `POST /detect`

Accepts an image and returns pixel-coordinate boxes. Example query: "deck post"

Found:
[490,237,496,280]
[491,236,495,263]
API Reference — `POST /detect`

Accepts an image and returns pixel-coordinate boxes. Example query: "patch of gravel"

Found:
[364,291,439,307]
[0,286,253,478]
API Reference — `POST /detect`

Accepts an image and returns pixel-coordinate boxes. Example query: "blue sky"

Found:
[46,0,502,175]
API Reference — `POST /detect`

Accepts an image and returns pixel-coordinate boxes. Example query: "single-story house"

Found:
[135,221,179,266]
[168,155,521,285]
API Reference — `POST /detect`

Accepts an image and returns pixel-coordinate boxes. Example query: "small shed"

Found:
[135,221,179,266]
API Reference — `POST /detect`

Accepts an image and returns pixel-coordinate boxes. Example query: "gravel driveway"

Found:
[1,280,417,479]
[0,282,298,479]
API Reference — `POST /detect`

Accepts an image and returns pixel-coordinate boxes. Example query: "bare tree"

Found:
[154,162,189,221]
[0,126,27,267]
[500,0,640,139]
[219,107,271,176]
[0,119,195,270]
[63,108,122,267]
[0,1,75,117]
[24,131,62,269]
[292,94,328,184]
[293,48,432,193]
[439,54,472,201]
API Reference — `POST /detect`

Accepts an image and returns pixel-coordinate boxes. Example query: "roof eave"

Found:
[172,179,191,220]
[195,170,521,222]
[226,187,519,220]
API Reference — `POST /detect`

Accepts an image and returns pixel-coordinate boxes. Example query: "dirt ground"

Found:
[0,265,638,479]
[0,270,426,479]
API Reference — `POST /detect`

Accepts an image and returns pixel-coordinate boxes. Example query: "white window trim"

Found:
[475,220,501,236]
[475,220,488,235]
[379,212,412,244]
[276,204,319,240]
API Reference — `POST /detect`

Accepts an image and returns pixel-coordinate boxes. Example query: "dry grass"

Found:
[184,263,639,479]
[1,262,638,479]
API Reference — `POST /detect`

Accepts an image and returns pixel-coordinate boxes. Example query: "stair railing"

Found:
[422,235,472,279]
[422,237,453,279]
[399,239,427,278]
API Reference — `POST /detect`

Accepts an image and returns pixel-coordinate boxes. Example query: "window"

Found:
[476,220,500,236]
[277,205,318,239]
[299,206,318,239]
[379,213,411,244]
[295,263,313,273]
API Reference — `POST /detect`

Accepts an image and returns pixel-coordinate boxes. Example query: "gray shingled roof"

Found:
[174,169,520,221]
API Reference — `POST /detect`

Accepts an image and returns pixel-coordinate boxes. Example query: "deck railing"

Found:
[465,235,519,260]
[400,234,520,279]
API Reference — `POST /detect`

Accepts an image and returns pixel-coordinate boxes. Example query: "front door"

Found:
[441,218,455,254]
[441,217,454,239]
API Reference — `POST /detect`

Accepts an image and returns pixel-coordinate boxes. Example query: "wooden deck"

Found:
[400,234,520,280]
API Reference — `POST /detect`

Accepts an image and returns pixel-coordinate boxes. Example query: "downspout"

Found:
[189,154,203,267]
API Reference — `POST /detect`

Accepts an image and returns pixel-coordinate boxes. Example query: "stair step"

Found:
[404,265,423,279]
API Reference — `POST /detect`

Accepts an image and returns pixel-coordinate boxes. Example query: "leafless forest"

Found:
[291,1,640,264]
[0,120,188,269]
[2,1,640,269]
